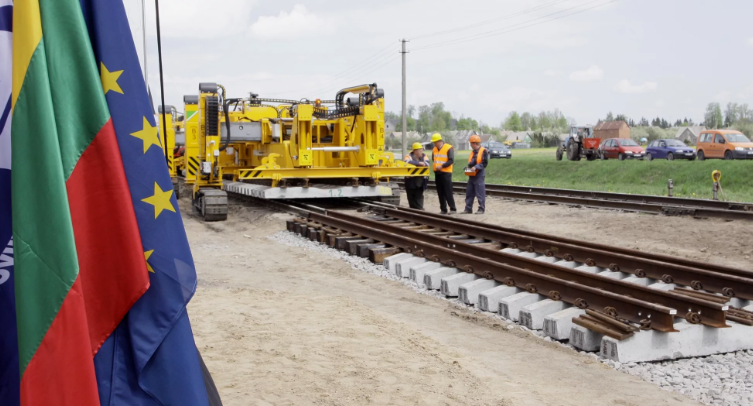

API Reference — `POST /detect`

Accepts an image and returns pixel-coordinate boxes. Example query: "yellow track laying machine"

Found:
[165,82,426,221]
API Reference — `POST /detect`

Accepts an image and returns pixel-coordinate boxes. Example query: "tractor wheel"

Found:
[556,147,563,161]
[566,142,580,161]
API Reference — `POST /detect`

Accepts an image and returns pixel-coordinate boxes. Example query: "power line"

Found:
[311,55,401,98]
[413,0,618,51]
[410,0,569,40]
[268,42,396,97]
[274,52,400,99]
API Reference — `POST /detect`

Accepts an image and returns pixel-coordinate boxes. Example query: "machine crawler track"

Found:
[194,189,228,221]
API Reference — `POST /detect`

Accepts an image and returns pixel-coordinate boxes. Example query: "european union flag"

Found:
[0,3,19,406]
[79,1,209,405]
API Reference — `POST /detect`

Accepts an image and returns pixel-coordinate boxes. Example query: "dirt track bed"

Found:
[178,191,753,405]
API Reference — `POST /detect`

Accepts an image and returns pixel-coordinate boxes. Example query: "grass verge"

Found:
[447,149,753,203]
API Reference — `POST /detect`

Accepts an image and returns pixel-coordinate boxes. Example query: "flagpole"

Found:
[142,0,148,87]
[154,0,169,166]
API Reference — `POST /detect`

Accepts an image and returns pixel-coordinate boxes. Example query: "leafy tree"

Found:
[384,111,400,122]
[505,111,523,131]
[606,111,614,121]
[724,102,738,127]
[538,111,552,130]
[529,116,538,130]
[639,117,649,127]
[520,112,532,130]
[705,102,724,129]
[456,117,479,131]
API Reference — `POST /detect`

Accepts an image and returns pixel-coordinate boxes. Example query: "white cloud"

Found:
[544,69,564,77]
[569,66,603,82]
[156,0,257,39]
[250,5,333,39]
[614,80,658,94]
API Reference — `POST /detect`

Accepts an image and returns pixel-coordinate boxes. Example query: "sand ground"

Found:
[183,190,751,406]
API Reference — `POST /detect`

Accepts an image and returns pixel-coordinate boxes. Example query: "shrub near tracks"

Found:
[449,149,753,202]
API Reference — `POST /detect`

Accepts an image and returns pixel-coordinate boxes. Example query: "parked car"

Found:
[696,130,753,160]
[482,141,512,159]
[645,139,696,161]
[598,138,645,160]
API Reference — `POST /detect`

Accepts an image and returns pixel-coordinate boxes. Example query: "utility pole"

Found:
[401,39,409,160]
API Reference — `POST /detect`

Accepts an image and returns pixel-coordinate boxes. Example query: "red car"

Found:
[599,138,645,160]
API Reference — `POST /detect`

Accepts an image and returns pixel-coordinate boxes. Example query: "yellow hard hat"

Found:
[469,134,481,143]
[411,142,423,151]
[431,133,443,142]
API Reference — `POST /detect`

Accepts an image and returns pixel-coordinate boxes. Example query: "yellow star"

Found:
[130,117,162,154]
[100,62,124,95]
[141,182,176,219]
[144,250,155,273]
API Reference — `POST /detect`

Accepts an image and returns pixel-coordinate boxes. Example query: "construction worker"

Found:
[404,142,430,210]
[463,135,488,214]
[431,133,457,214]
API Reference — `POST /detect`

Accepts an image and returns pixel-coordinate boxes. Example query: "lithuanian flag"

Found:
[11,0,150,404]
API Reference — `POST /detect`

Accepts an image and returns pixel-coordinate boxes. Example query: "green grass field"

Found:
[449,148,753,203]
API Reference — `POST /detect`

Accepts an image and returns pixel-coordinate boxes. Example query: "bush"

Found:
[732,122,753,138]
[530,132,560,148]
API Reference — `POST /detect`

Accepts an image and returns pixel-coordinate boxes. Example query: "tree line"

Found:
[384,100,753,151]
[386,103,573,138]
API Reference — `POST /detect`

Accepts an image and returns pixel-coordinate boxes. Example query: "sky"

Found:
[124,0,753,128]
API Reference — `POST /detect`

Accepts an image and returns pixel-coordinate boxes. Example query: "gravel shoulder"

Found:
[179,192,736,406]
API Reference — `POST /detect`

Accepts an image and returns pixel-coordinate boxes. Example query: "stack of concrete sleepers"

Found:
[383,251,753,363]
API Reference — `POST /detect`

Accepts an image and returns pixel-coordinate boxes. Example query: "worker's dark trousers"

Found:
[465,174,486,212]
[435,171,457,213]
[406,187,425,210]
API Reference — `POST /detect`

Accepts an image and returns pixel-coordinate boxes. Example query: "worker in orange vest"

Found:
[463,134,488,214]
[431,133,457,214]
[404,142,430,210]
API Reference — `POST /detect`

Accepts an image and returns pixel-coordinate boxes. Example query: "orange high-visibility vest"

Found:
[465,147,486,176]
[468,147,486,165]
[432,143,453,173]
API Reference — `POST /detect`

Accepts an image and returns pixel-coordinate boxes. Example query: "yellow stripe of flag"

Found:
[12,0,44,110]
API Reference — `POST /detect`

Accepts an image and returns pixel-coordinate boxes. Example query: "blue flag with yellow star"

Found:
[1,3,20,406]
[79,1,209,405]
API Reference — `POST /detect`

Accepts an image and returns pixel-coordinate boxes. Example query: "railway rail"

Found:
[417,181,753,221]
[237,194,753,340]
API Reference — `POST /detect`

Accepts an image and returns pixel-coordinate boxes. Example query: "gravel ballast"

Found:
[269,230,753,406]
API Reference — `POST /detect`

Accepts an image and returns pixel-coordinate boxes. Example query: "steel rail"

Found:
[361,201,753,281]
[365,205,753,300]
[416,181,753,221]
[477,182,753,211]
[436,181,753,211]
[299,212,682,332]
[230,195,731,332]
[298,211,727,332]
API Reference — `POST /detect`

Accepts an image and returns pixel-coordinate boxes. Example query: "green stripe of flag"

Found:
[12,0,112,375]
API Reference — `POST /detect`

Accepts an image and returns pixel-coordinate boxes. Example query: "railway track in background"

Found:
[240,194,753,346]
[416,181,753,221]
